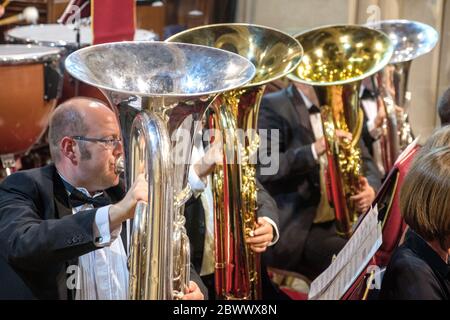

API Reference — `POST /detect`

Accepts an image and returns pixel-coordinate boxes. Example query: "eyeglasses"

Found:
[71,136,122,149]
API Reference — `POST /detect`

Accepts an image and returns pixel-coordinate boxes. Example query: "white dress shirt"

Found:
[361,97,385,176]
[59,174,128,300]
[298,91,335,223]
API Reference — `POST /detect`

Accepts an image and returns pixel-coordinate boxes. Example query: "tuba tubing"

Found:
[65,41,255,299]
[167,23,303,299]
[366,20,439,172]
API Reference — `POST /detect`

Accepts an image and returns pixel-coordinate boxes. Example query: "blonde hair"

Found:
[400,146,450,249]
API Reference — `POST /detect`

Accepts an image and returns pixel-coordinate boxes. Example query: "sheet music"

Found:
[308,205,382,300]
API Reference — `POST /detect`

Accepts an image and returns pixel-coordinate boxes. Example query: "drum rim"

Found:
[5,24,89,49]
[0,44,62,65]
[5,24,158,48]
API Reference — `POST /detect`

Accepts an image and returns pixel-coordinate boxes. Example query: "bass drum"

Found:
[0,45,63,175]
[5,24,158,103]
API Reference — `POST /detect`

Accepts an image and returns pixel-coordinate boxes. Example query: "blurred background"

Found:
[0,0,448,140]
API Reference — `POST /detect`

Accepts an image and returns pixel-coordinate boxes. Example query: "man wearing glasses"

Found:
[0,97,206,300]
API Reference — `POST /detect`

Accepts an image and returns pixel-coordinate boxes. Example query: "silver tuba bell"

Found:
[65,41,255,299]
[365,20,439,172]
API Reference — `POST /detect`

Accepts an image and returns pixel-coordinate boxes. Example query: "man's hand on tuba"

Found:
[181,281,204,300]
[246,217,274,253]
[350,176,376,214]
[193,129,223,181]
[108,173,148,231]
[313,130,353,157]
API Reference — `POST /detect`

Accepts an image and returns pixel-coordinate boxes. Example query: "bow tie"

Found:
[308,104,321,115]
[360,88,376,100]
[69,188,111,208]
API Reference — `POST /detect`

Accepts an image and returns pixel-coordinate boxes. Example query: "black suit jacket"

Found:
[184,179,285,299]
[257,84,382,270]
[0,164,206,299]
[184,179,279,273]
[379,229,450,300]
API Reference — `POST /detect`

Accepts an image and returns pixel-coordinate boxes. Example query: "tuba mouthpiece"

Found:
[115,156,125,175]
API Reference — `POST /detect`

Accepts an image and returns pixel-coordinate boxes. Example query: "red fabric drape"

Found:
[92,0,135,45]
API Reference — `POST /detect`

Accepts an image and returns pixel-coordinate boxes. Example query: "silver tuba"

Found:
[365,20,439,172]
[65,41,255,299]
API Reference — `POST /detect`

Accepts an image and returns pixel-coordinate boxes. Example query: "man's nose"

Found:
[114,139,124,154]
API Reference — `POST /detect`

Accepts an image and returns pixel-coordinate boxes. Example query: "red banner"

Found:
[92,0,135,45]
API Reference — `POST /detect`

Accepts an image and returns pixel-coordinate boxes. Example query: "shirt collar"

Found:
[405,229,450,279]
[297,88,314,110]
[58,172,103,198]
[288,83,315,111]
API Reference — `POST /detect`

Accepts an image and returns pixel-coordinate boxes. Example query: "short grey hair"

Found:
[48,103,90,162]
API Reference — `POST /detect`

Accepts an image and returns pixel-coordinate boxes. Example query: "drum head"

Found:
[0,44,62,65]
[6,24,92,48]
[6,24,158,49]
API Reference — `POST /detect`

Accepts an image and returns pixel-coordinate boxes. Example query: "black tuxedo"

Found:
[184,180,286,299]
[185,179,279,272]
[0,164,206,299]
[257,84,382,276]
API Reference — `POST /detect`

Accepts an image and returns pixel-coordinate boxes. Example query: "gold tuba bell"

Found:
[167,24,303,299]
[65,41,255,299]
[288,25,393,238]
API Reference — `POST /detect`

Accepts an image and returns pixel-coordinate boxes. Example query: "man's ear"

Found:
[60,137,78,164]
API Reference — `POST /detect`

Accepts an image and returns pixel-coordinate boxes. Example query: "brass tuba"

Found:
[65,41,255,299]
[167,24,303,299]
[288,25,393,238]
[365,20,439,173]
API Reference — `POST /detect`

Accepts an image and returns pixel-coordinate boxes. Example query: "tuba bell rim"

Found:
[64,40,256,98]
[364,19,439,64]
[287,23,394,87]
[166,23,304,88]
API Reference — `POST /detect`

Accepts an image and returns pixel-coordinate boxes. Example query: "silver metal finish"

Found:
[65,41,255,300]
[65,41,254,97]
[365,20,439,170]
[366,20,439,64]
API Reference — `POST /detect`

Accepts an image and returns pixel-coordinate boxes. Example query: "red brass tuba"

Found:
[288,25,393,238]
[167,24,303,299]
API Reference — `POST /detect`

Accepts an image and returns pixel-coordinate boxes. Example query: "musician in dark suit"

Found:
[257,82,382,280]
[359,78,387,176]
[0,97,206,300]
[184,129,282,299]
